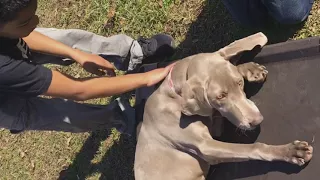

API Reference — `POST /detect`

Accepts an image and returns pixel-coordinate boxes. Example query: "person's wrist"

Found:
[137,72,149,87]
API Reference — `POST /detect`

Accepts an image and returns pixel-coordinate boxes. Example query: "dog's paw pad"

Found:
[292,158,305,166]
[238,62,268,83]
[285,140,313,166]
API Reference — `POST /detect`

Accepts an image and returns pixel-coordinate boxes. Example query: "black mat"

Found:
[207,37,320,180]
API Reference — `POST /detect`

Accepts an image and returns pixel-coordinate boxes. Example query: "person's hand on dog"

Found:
[71,49,116,76]
[144,63,175,87]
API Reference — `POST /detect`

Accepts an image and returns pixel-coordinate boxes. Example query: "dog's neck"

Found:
[166,61,190,96]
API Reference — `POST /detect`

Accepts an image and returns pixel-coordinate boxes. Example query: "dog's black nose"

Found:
[249,122,258,128]
[248,115,263,128]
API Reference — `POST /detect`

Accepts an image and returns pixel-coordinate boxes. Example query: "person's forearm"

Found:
[23,30,79,60]
[78,73,147,100]
[46,70,148,101]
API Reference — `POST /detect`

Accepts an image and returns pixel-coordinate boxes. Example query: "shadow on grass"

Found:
[58,0,307,179]
[172,0,305,59]
[58,131,135,180]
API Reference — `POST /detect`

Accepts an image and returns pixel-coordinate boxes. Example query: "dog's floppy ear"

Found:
[181,77,212,116]
[218,32,268,61]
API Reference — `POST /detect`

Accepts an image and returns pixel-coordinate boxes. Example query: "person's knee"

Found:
[221,0,269,27]
[115,34,132,42]
[265,0,314,25]
[276,8,310,24]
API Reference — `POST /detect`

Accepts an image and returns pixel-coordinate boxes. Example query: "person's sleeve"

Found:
[0,56,52,96]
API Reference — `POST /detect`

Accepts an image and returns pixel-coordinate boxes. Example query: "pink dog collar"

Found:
[167,64,175,92]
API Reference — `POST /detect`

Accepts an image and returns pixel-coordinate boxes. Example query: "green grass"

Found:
[1,0,320,179]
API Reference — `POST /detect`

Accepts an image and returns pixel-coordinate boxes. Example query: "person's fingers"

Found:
[158,62,176,77]
[165,62,176,71]
[90,66,106,76]
[107,69,116,77]
[83,63,107,76]
[146,70,169,87]
[103,61,116,70]
[94,61,116,76]
[96,70,106,76]
[95,67,115,77]
[90,68,106,76]
[101,61,116,76]
[156,63,176,78]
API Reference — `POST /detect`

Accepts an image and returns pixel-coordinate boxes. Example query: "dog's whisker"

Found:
[243,130,249,137]
[235,127,241,136]
[238,129,249,137]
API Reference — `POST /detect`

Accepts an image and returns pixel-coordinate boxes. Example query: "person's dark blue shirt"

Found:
[0,37,52,100]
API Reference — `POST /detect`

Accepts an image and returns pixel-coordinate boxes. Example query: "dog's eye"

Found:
[238,80,244,87]
[216,92,227,100]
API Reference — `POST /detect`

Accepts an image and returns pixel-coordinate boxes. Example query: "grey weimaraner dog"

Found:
[134,33,313,180]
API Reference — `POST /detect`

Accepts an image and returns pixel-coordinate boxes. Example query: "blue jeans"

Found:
[222,0,314,27]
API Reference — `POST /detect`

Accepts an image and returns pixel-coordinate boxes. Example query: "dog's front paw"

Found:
[282,140,313,166]
[237,62,268,83]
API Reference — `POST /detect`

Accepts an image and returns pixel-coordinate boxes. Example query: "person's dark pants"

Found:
[222,0,314,27]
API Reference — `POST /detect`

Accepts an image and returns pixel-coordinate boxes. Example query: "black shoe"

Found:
[138,33,176,63]
[126,34,176,73]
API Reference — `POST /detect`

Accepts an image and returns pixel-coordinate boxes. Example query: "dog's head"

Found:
[180,33,267,130]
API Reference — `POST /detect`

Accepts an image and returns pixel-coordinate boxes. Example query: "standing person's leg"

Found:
[261,0,314,25]
[33,28,175,72]
[221,0,269,27]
